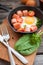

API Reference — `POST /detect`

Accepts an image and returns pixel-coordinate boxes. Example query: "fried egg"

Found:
[21,16,37,28]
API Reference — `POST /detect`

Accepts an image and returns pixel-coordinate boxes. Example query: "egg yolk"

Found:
[25,17,35,24]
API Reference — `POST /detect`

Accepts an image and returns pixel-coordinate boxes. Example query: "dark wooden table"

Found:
[0,0,43,65]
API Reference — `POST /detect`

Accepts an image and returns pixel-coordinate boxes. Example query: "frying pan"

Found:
[0,4,43,33]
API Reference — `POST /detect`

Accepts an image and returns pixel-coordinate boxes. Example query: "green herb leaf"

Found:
[36,18,42,28]
[14,32,43,55]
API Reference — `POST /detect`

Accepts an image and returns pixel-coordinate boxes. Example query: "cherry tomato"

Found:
[17,10,23,17]
[28,11,35,17]
[13,23,21,29]
[18,28,25,32]
[12,14,19,19]
[17,17,23,23]
[30,25,38,32]
[23,10,28,16]
[11,18,17,24]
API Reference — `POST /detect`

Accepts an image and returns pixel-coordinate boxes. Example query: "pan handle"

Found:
[0,4,11,12]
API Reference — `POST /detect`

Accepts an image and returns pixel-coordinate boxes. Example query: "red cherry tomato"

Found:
[18,28,25,32]
[17,10,23,17]
[11,18,17,24]
[12,14,19,19]
[13,23,21,29]
[17,17,23,23]
[30,25,38,32]
[23,10,28,16]
[28,11,35,17]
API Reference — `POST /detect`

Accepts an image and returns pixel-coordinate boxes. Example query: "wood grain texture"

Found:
[34,55,43,65]
[0,59,10,65]
[0,19,37,65]
[0,0,43,65]
[0,55,43,65]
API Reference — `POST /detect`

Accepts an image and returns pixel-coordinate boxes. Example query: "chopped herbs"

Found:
[36,18,42,28]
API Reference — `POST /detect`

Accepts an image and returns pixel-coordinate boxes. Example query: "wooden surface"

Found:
[0,18,37,65]
[0,0,43,65]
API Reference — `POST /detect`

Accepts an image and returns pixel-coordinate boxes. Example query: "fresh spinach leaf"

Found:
[14,32,43,55]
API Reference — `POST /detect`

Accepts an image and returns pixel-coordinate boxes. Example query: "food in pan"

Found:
[11,10,42,32]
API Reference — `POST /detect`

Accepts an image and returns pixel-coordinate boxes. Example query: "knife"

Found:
[0,35,28,64]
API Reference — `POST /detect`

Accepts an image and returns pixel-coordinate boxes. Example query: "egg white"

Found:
[21,16,37,28]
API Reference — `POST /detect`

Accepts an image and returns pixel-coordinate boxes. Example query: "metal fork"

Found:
[1,26,15,65]
[1,25,28,64]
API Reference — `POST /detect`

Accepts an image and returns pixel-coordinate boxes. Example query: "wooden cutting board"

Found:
[0,18,37,65]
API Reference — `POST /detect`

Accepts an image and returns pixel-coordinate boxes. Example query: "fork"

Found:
[1,26,15,65]
[1,26,28,64]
